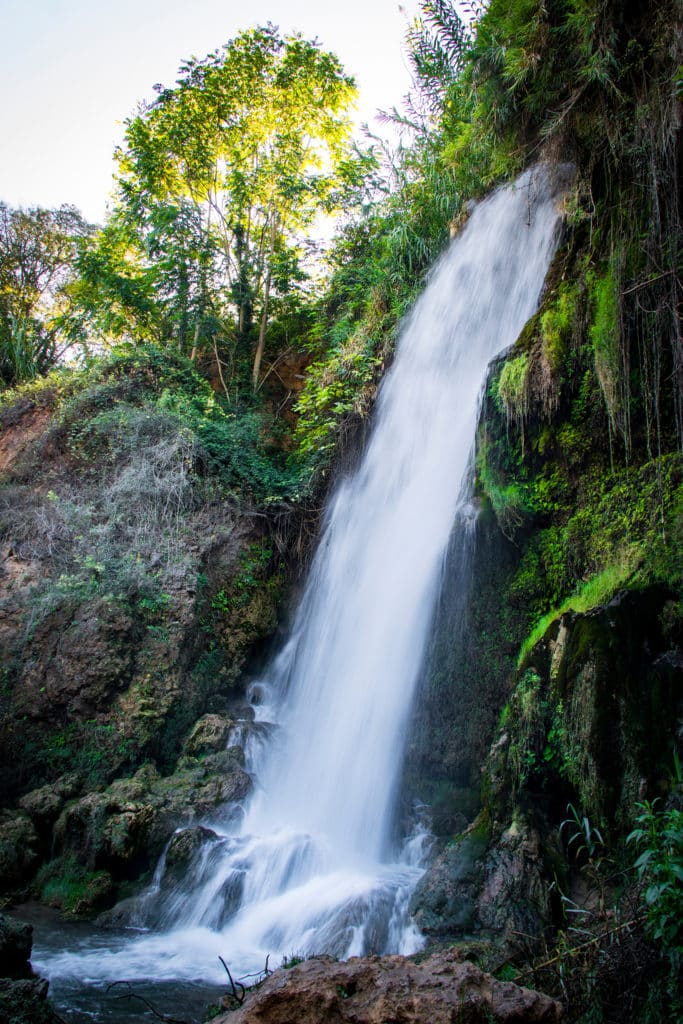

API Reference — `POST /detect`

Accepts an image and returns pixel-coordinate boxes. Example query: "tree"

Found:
[0,203,91,387]
[110,24,359,389]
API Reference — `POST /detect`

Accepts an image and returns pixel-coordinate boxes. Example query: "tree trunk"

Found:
[189,321,200,362]
[252,215,278,390]
[252,265,272,389]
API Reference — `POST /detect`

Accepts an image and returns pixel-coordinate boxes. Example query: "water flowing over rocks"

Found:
[215,951,562,1024]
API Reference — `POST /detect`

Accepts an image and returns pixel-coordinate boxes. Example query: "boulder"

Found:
[411,813,551,946]
[410,822,489,938]
[18,786,62,826]
[215,950,562,1023]
[476,818,551,941]
[0,916,32,979]
[165,826,220,873]
[0,977,54,1024]
[0,913,55,1023]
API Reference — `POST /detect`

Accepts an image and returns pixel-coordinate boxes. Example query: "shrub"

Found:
[628,761,683,1013]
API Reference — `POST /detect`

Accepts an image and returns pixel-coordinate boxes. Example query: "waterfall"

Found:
[33,165,562,989]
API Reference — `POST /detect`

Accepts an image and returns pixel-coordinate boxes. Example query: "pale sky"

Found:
[0,0,419,224]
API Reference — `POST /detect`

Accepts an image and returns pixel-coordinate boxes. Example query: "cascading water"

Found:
[33,165,563,999]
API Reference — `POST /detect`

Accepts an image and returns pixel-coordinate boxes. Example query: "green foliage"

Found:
[405,0,470,114]
[281,953,305,969]
[628,760,683,1013]
[0,364,86,416]
[36,855,112,916]
[517,554,638,668]
[0,202,92,387]
[293,328,380,466]
[541,701,577,783]
[34,720,134,787]
[102,25,359,390]
[560,802,605,866]
[55,343,305,501]
[503,668,547,793]
[211,542,275,614]
[476,437,529,538]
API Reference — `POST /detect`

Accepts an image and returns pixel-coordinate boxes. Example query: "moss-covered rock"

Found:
[0,913,56,1024]
[410,822,490,938]
[0,978,55,1024]
[493,586,683,834]
[37,857,114,917]
[45,749,250,903]
[0,813,39,894]
[0,358,293,813]
[415,584,681,959]
[183,713,234,756]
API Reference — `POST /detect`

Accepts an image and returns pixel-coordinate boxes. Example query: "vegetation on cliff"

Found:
[0,2,681,1022]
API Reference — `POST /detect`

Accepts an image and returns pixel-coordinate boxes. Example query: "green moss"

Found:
[518,554,639,669]
[476,437,530,538]
[540,283,578,373]
[496,353,529,426]
[502,668,551,794]
[36,856,113,916]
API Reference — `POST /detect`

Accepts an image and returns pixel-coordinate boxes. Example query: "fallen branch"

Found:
[105,981,191,1024]
[515,915,646,980]
[240,954,272,982]
[218,955,245,1005]
[621,269,678,295]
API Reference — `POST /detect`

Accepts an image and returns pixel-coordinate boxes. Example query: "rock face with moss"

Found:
[402,2,682,1017]
[0,348,293,903]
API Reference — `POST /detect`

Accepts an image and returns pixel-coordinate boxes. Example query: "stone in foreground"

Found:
[217,950,562,1023]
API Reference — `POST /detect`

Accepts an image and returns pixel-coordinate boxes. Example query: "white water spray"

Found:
[34,166,562,989]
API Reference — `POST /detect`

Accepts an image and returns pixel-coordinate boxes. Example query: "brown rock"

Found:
[476,819,550,942]
[0,404,52,473]
[18,596,139,720]
[216,950,562,1024]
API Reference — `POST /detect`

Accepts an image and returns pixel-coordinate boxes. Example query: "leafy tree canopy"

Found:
[0,202,92,387]
[79,24,362,391]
